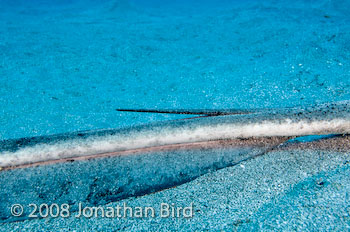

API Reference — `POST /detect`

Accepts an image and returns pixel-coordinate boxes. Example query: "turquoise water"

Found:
[1,0,349,140]
[1,0,350,231]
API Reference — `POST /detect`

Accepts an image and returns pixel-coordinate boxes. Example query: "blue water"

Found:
[1,0,350,230]
[1,0,350,140]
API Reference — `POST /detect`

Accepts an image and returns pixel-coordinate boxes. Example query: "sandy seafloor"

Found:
[1,0,350,231]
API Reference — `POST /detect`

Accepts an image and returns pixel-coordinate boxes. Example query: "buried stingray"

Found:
[0,101,349,222]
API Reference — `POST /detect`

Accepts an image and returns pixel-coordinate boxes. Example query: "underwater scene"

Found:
[0,0,350,231]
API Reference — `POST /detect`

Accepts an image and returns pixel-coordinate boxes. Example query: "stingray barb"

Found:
[115,102,328,116]
[116,100,350,117]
